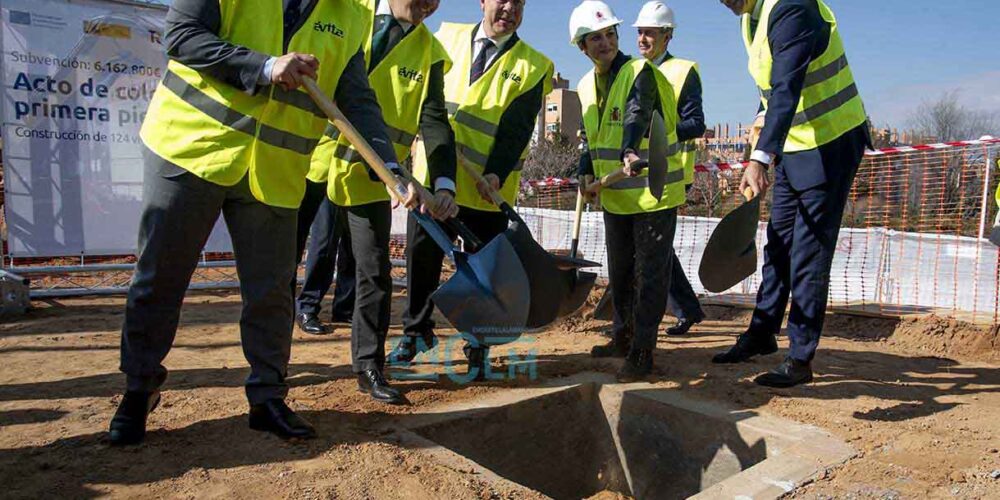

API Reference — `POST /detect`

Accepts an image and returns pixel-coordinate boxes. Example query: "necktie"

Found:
[470,39,495,83]
[284,0,303,33]
[371,16,403,70]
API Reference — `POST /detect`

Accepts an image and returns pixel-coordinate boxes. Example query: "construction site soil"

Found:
[1,289,998,499]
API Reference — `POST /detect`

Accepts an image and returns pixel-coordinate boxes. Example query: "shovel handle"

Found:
[743,187,756,202]
[459,161,524,225]
[301,77,459,261]
[301,77,411,204]
[585,167,630,195]
[570,189,585,258]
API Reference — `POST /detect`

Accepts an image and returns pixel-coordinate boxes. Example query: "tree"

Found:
[522,135,580,180]
[909,90,999,142]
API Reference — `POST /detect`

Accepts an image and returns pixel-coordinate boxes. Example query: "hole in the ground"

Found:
[411,383,772,499]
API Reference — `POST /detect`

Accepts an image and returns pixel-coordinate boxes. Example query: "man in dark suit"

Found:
[111,0,407,444]
[713,0,871,387]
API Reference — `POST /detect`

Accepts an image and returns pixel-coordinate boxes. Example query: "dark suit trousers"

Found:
[346,201,394,373]
[294,180,356,319]
[666,253,705,322]
[121,152,296,404]
[402,207,508,341]
[748,131,865,362]
[605,208,678,352]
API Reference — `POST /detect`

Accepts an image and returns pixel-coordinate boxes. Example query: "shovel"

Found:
[460,161,600,328]
[568,189,600,318]
[585,111,671,321]
[989,213,1000,247]
[698,187,761,293]
[302,77,530,336]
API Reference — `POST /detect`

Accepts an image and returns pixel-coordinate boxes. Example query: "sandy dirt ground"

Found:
[1,289,999,499]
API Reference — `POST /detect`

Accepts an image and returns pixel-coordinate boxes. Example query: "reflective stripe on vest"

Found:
[140,0,364,208]
[658,57,699,184]
[425,22,554,212]
[321,4,451,207]
[578,58,686,215]
[742,0,867,153]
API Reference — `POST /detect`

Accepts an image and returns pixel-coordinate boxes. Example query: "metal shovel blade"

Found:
[698,195,761,293]
[560,271,598,318]
[646,111,670,200]
[990,224,1000,247]
[591,289,614,321]
[431,229,531,341]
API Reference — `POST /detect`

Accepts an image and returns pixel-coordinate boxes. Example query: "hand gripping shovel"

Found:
[461,163,600,328]
[698,187,761,293]
[585,111,671,321]
[302,77,530,336]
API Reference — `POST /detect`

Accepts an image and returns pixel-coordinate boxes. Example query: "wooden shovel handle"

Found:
[460,161,507,207]
[585,167,629,195]
[301,77,411,204]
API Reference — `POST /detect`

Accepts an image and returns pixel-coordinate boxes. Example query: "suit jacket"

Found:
[754,0,869,190]
[164,0,398,166]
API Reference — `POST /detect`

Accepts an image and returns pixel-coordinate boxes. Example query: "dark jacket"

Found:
[753,0,870,190]
[577,51,662,177]
[470,27,546,188]
[164,0,398,166]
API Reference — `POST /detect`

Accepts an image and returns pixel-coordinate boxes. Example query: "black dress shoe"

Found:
[754,357,814,388]
[591,337,630,358]
[109,390,160,446]
[711,332,778,363]
[617,349,653,382]
[357,369,406,405]
[249,399,317,439]
[665,317,701,336]
[387,334,438,365]
[296,312,329,335]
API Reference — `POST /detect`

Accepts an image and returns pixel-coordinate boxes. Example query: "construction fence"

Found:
[6,138,1000,325]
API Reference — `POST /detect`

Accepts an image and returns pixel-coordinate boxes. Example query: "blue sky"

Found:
[428,0,1000,129]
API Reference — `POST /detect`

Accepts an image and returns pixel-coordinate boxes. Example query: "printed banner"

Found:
[1,0,232,257]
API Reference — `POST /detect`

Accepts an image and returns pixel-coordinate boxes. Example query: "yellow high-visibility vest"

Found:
[425,22,554,212]
[140,0,365,208]
[578,58,686,215]
[995,159,999,209]
[321,3,451,207]
[657,57,699,185]
[742,0,867,153]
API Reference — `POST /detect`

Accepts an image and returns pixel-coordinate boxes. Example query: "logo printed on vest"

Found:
[501,70,522,83]
[398,67,425,83]
[610,106,622,123]
[314,21,345,38]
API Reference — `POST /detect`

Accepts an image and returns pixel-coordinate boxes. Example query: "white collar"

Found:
[377,0,412,33]
[474,23,513,52]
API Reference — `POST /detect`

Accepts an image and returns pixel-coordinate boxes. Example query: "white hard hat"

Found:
[633,1,676,29]
[569,1,623,45]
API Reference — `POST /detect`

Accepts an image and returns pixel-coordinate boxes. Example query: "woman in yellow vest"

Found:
[320,0,456,402]
[111,0,411,445]
[388,0,554,382]
[570,1,687,382]
[634,1,708,337]
[713,0,871,388]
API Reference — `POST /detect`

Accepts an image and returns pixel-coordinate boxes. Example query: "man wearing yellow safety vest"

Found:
[991,158,1000,246]
[571,1,687,382]
[110,0,428,445]
[387,0,554,381]
[322,0,457,403]
[712,0,871,388]
[634,1,708,338]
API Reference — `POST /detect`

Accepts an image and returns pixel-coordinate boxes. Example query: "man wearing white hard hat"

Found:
[634,1,707,338]
[570,0,687,381]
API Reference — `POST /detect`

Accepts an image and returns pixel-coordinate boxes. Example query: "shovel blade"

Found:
[990,225,1000,247]
[646,111,669,200]
[591,289,614,321]
[432,235,531,343]
[698,196,761,293]
[560,271,598,318]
